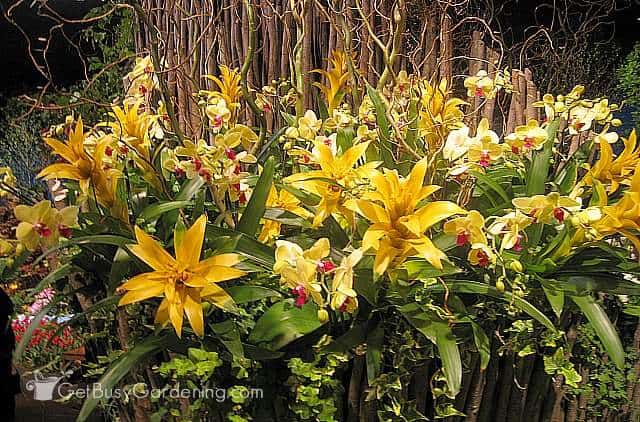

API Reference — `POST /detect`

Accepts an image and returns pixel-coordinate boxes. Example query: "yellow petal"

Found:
[130,226,176,271]
[409,237,446,270]
[415,201,467,231]
[154,298,170,326]
[176,215,207,268]
[198,266,246,283]
[38,163,84,181]
[169,292,185,337]
[120,271,168,290]
[374,239,400,275]
[346,199,389,223]
[184,289,204,337]
[118,283,165,306]
[201,283,238,313]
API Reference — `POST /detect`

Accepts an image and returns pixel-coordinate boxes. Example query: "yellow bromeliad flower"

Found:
[204,65,241,117]
[512,192,580,224]
[285,140,379,227]
[38,118,121,213]
[259,185,314,243]
[312,50,351,114]
[347,158,466,274]
[583,130,640,193]
[15,201,78,251]
[118,215,246,337]
[109,101,154,157]
[273,238,330,308]
[505,119,548,153]
[443,210,487,247]
[418,79,467,152]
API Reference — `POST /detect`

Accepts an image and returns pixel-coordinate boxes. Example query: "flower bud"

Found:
[509,260,523,273]
[317,309,329,323]
[496,278,505,292]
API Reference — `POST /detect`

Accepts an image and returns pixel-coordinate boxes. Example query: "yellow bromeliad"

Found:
[258,185,314,243]
[38,118,122,214]
[204,65,242,122]
[285,140,379,227]
[312,50,351,114]
[583,130,640,193]
[347,158,466,274]
[418,79,467,152]
[108,101,154,157]
[118,215,246,337]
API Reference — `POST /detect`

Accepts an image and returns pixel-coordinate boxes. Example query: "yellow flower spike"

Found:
[418,79,467,152]
[443,210,487,247]
[205,65,242,116]
[347,158,466,274]
[258,185,314,243]
[119,215,246,337]
[312,50,351,114]
[584,130,640,193]
[108,101,154,157]
[38,118,122,214]
[285,140,379,227]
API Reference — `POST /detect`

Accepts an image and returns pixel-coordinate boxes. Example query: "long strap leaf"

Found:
[237,155,275,236]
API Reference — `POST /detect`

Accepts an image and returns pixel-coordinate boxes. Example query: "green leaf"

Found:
[526,118,559,195]
[555,159,578,195]
[434,323,462,398]
[424,281,557,333]
[263,208,311,228]
[571,295,624,369]
[139,200,192,221]
[470,170,510,204]
[76,334,178,422]
[366,321,384,381]
[227,285,282,304]
[109,248,133,294]
[248,299,323,350]
[176,177,205,201]
[237,156,275,236]
[542,285,565,318]
[34,235,134,265]
[323,322,367,353]
[470,322,490,370]
[366,84,395,169]
[209,320,244,357]
[206,225,275,269]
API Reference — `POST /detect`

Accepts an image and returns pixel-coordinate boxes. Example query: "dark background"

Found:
[0,0,639,96]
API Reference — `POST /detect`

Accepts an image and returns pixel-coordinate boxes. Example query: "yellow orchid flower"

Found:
[347,158,466,273]
[273,238,330,308]
[126,55,157,98]
[443,125,473,161]
[505,119,548,153]
[418,79,467,152]
[583,130,640,193]
[487,211,533,251]
[464,70,496,99]
[330,248,363,313]
[285,140,379,227]
[205,96,232,132]
[258,185,314,243]
[468,243,496,267]
[467,119,503,168]
[443,210,487,247]
[297,110,322,141]
[38,118,122,213]
[15,201,78,251]
[512,192,581,224]
[118,215,246,337]
[312,50,351,114]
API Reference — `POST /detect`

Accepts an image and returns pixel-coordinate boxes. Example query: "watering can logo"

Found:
[25,371,68,401]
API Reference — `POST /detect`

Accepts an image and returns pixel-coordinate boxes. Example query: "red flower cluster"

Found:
[11,317,79,351]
